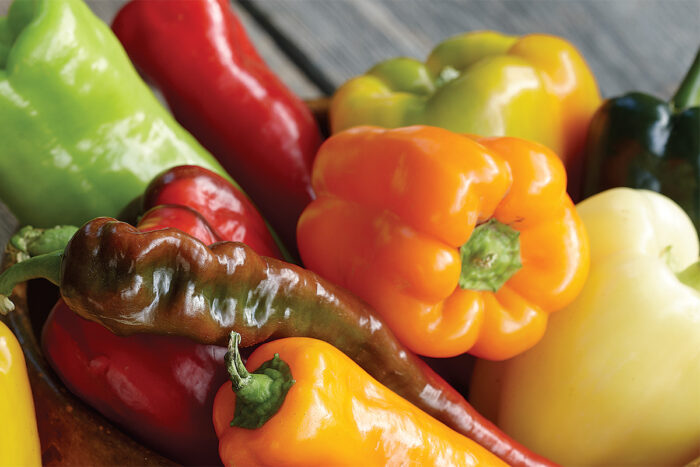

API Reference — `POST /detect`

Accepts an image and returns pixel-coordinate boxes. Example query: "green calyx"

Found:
[11,225,78,261]
[459,218,522,293]
[225,332,294,430]
[0,225,75,314]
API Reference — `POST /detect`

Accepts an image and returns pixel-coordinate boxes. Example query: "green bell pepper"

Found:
[582,48,700,230]
[0,0,229,228]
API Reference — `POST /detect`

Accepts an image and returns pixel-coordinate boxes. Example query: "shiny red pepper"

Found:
[42,301,227,465]
[141,165,284,260]
[112,0,322,252]
[41,166,284,465]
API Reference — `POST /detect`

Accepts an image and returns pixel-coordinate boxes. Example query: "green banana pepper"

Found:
[0,0,229,228]
[582,48,700,230]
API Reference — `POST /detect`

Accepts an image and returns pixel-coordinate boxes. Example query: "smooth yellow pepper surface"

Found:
[470,188,700,466]
[0,320,41,466]
[330,31,601,198]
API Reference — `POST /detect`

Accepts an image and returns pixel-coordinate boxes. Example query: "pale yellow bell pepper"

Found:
[0,320,41,466]
[470,188,700,466]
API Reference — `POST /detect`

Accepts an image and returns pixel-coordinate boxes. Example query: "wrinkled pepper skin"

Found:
[213,337,506,467]
[330,31,600,199]
[113,0,321,251]
[40,174,286,466]
[0,0,230,229]
[141,165,284,260]
[0,320,41,467]
[582,49,700,230]
[471,189,700,466]
[42,301,227,466]
[298,126,589,360]
[0,218,556,467]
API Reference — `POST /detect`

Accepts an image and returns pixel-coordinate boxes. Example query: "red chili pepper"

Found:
[41,167,282,465]
[112,0,321,252]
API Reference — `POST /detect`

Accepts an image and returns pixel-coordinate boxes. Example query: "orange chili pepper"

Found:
[213,333,507,466]
[297,126,589,360]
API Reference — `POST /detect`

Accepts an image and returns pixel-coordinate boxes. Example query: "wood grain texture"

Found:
[242,0,700,99]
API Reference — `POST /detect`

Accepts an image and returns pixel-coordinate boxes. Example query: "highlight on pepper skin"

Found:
[213,333,508,467]
[297,125,590,360]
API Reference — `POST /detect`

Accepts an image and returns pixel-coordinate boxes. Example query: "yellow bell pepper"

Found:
[470,188,700,466]
[0,320,41,466]
[330,31,601,198]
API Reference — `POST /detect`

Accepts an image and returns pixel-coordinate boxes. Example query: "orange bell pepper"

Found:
[213,333,507,466]
[297,126,589,360]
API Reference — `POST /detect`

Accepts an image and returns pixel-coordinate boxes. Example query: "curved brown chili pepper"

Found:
[0,218,555,467]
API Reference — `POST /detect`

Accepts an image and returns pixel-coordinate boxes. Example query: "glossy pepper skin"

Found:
[140,165,284,260]
[0,0,230,229]
[0,219,556,467]
[112,0,322,251]
[0,320,41,467]
[471,189,700,466]
[330,31,600,199]
[213,335,507,467]
[582,49,700,229]
[298,126,589,360]
[40,168,286,465]
[42,301,228,466]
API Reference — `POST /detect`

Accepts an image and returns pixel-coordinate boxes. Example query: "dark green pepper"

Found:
[582,49,700,229]
[0,0,230,228]
[0,218,554,467]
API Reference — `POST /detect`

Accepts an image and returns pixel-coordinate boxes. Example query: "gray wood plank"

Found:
[245,0,700,99]
[0,203,17,261]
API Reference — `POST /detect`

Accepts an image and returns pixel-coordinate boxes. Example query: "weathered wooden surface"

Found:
[242,0,700,98]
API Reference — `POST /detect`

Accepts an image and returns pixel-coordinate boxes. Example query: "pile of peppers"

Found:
[0,0,698,465]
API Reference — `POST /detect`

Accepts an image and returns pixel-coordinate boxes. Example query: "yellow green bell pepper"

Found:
[470,188,700,466]
[1,320,41,466]
[330,31,601,198]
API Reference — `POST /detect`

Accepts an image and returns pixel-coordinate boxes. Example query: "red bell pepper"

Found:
[42,301,227,465]
[112,0,322,252]
[42,166,282,465]
[141,165,284,260]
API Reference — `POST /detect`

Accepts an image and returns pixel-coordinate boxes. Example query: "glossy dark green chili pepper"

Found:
[0,217,553,467]
[582,48,700,229]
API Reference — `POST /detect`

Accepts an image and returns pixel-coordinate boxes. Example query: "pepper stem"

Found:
[0,250,63,314]
[677,260,700,291]
[225,332,294,429]
[671,48,700,110]
[459,218,522,292]
[11,225,77,261]
[0,225,75,314]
